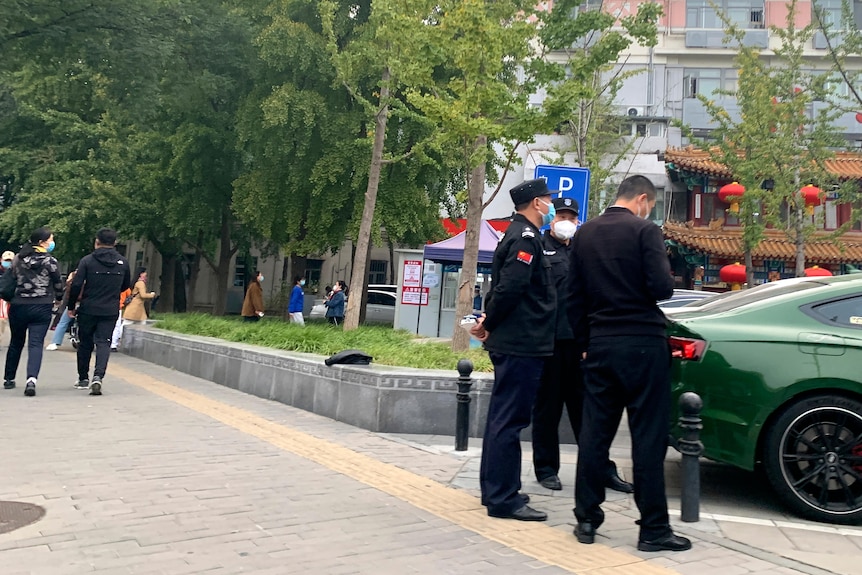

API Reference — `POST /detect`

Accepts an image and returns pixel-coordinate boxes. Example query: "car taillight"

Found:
[669,336,707,361]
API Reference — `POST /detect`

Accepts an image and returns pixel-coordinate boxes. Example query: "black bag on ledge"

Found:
[324,349,373,366]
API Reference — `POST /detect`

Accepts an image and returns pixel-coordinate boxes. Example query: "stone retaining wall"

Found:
[121,326,497,437]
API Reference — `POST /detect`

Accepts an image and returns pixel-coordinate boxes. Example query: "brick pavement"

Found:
[0,345,854,574]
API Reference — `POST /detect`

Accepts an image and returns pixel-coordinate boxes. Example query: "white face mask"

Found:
[552,219,577,241]
[637,199,652,220]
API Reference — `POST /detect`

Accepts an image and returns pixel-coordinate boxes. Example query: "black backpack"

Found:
[0,267,16,301]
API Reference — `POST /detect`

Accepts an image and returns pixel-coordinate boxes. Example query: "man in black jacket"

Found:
[68,228,131,396]
[470,179,556,522]
[568,176,691,552]
[530,197,634,495]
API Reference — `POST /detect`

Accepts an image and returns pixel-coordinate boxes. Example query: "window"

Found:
[650,188,667,224]
[620,122,665,137]
[814,201,839,230]
[813,0,845,27]
[234,257,257,288]
[441,271,459,310]
[684,69,739,98]
[306,259,323,292]
[135,251,144,273]
[809,295,862,328]
[367,291,396,306]
[368,260,388,284]
[686,0,765,29]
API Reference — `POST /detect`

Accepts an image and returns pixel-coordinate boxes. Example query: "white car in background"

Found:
[310,285,397,325]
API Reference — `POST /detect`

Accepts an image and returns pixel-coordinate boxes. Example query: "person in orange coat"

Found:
[111,286,132,351]
[241,270,265,321]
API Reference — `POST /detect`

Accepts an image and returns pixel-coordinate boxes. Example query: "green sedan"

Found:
[667,274,862,524]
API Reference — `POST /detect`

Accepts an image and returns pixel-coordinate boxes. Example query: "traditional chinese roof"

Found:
[666,146,862,180]
[664,221,862,264]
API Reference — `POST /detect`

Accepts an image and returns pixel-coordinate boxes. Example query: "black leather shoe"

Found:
[637,532,692,552]
[606,472,634,494]
[489,504,547,521]
[574,522,596,544]
[538,475,562,490]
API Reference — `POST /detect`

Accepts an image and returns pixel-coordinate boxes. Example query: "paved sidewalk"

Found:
[0,345,855,574]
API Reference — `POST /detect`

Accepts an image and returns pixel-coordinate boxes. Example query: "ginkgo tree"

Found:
[688,0,852,279]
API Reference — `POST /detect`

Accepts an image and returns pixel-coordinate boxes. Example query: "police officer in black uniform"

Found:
[471,179,556,521]
[531,197,634,494]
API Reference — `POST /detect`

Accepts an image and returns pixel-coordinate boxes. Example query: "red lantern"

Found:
[804,266,833,277]
[855,112,862,124]
[718,182,746,213]
[720,262,747,290]
[800,184,823,215]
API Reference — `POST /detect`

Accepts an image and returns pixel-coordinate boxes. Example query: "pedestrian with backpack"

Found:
[2,227,65,396]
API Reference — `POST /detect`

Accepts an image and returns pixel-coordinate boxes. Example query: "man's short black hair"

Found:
[96,227,117,246]
[616,175,656,201]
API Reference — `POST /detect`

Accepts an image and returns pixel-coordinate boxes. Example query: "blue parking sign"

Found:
[535,165,591,221]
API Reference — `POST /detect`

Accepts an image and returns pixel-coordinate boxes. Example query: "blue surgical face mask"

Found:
[300,279,306,286]
[539,200,555,227]
[1,261,10,269]
[47,240,55,252]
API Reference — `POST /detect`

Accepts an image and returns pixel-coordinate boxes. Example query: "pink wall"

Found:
[769,0,812,28]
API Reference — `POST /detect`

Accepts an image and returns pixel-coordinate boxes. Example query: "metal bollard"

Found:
[678,392,704,522]
[455,359,474,451]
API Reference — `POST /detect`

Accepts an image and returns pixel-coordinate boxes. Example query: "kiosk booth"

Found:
[394,221,504,338]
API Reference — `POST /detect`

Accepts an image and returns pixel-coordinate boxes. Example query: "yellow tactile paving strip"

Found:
[113,364,678,575]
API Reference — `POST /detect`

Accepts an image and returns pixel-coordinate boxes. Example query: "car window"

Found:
[660,298,702,308]
[692,281,824,313]
[367,291,395,306]
[809,295,862,328]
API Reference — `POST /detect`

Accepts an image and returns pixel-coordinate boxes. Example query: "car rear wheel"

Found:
[764,395,862,524]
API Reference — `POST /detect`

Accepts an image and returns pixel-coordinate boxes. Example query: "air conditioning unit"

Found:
[627,107,646,117]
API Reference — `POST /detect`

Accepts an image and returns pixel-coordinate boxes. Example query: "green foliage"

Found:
[535,1,663,216]
[156,313,492,371]
[683,0,854,274]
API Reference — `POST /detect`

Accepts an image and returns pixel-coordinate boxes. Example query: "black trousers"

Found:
[4,303,52,381]
[531,339,620,482]
[76,313,117,380]
[575,336,671,541]
[531,339,583,481]
[480,352,545,516]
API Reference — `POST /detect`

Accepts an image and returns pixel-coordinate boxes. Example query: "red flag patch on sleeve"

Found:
[516,250,533,265]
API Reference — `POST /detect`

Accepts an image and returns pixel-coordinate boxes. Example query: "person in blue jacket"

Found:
[324,281,346,326]
[288,276,305,326]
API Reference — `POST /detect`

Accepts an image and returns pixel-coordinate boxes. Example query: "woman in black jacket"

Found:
[3,227,64,396]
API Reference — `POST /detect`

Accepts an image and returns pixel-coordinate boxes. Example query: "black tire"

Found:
[764,394,862,524]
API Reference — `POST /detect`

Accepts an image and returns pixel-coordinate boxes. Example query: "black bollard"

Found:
[455,359,474,451]
[678,391,704,522]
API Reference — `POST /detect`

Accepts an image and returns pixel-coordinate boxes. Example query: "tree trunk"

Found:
[158,254,176,315]
[387,239,395,284]
[173,258,187,312]
[212,209,235,316]
[187,249,202,312]
[794,170,805,277]
[744,249,754,288]
[358,241,372,325]
[344,67,390,331]
[451,135,487,352]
